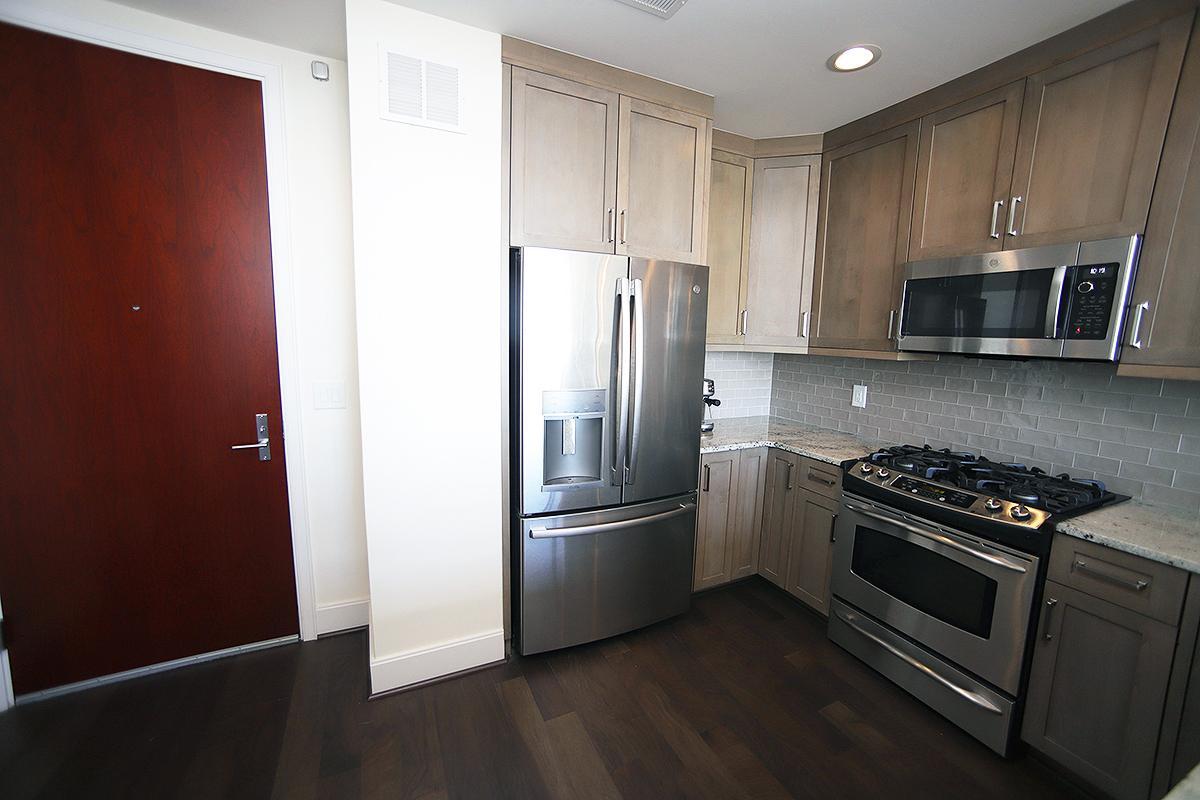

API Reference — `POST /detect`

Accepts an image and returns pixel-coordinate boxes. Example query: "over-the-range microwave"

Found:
[896,235,1140,361]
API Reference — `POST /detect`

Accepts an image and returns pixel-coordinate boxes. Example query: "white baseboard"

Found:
[370,629,505,694]
[315,598,370,635]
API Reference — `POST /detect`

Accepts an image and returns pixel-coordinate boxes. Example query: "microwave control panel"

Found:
[1065,263,1118,339]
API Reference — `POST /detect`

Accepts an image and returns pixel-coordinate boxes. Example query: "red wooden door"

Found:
[0,23,299,695]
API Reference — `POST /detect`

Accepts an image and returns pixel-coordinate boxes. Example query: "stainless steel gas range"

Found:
[827,445,1127,755]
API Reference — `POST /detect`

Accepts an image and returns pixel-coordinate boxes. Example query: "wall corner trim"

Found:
[369,629,505,694]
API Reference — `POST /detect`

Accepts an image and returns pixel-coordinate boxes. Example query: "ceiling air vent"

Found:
[378,46,463,133]
[611,0,688,20]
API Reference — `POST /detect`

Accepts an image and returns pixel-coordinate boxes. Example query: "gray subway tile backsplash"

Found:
[707,349,1200,514]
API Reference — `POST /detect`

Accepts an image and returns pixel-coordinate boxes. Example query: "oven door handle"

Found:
[844,503,1029,574]
[835,607,1004,715]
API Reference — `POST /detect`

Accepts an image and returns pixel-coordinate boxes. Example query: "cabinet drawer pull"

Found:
[808,471,836,487]
[1041,597,1059,640]
[702,463,710,492]
[1072,558,1149,592]
[989,199,1004,239]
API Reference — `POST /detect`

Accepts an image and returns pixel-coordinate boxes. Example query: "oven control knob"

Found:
[1010,504,1032,521]
[876,468,890,479]
[984,497,1003,512]
[1078,281,1095,294]
[859,463,873,475]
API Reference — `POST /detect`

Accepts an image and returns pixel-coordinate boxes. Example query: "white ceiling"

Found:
[114,0,1128,137]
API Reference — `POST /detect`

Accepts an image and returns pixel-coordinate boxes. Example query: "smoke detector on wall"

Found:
[611,0,688,20]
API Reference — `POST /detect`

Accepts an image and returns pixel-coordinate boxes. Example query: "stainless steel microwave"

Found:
[897,236,1140,361]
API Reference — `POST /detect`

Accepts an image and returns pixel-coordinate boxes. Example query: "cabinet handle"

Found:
[618,209,627,244]
[1041,597,1059,640]
[801,310,810,338]
[702,463,711,492]
[830,513,839,542]
[808,471,836,487]
[1006,196,1023,236]
[785,462,794,491]
[606,208,615,243]
[989,199,1005,239]
[1129,301,1150,349]
[887,309,897,341]
[740,309,748,335]
[1072,558,1149,592]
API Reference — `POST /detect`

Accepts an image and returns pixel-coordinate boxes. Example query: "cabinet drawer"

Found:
[798,457,841,499]
[1049,536,1187,625]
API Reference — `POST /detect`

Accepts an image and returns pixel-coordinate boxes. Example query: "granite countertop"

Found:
[1166,763,1200,800]
[1056,501,1200,574]
[700,415,876,466]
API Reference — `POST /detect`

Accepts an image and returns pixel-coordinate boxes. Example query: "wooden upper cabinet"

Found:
[1121,15,1200,380]
[910,82,1024,260]
[744,155,821,350]
[1005,15,1192,249]
[705,150,753,345]
[509,68,618,253]
[811,121,919,352]
[617,96,710,263]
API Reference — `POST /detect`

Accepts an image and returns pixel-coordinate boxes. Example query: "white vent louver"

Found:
[611,0,688,19]
[379,47,463,133]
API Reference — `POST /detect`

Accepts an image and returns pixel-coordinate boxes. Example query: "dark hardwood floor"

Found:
[0,579,1090,799]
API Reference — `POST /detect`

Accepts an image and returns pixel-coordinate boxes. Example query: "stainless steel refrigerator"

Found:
[511,247,708,655]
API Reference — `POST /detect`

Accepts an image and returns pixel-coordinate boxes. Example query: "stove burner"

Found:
[858,443,1122,516]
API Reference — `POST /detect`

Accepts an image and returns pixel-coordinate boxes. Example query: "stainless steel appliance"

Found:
[828,445,1127,755]
[511,247,708,655]
[897,235,1140,360]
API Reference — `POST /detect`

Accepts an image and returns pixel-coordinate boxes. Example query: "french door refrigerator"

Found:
[511,247,708,655]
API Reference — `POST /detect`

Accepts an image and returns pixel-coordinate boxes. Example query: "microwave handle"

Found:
[1044,265,1069,339]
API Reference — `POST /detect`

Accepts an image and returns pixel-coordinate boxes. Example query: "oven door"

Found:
[831,495,1038,694]
[897,242,1078,358]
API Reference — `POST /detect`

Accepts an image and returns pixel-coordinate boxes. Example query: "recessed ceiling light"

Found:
[827,44,882,73]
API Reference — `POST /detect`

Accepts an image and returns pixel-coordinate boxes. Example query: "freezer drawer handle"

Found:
[529,504,692,539]
[835,607,1003,715]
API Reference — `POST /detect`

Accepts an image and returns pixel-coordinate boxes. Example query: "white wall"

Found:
[0,0,370,633]
[344,0,506,692]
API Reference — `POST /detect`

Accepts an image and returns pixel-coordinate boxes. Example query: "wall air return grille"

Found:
[378,46,463,133]
[611,0,688,19]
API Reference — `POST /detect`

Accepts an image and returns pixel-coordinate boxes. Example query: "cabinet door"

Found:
[694,452,738,591]
[909,82,1024,260]
[810,121,919,352]
[1023,580,1177,800]
[1005,15,1192,249]
[1122,16,1200,378]
[758,450,798,588]
[706,151,753,344]
[783,490,838,616]
[729,447,767,581]
[744,156,821,350]
[616,96,709,263]
[510,68,618,253]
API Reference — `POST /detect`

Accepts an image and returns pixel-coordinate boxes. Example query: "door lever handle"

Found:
[231,413,272,461]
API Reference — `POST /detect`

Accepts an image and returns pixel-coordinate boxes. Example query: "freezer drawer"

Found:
[517,494,696,655]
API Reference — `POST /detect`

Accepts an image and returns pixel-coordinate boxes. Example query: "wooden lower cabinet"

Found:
[693,448,766,591]
[1022,578,1178,800]
[757,450,799,588]
[783,490,838,615]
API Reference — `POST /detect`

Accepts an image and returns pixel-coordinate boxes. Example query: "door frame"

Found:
[0,1,321,706]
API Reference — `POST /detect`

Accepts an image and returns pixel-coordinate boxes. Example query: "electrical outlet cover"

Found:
[852,384,868,408]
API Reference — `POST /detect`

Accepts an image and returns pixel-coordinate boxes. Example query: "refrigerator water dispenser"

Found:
[541,389,606,488]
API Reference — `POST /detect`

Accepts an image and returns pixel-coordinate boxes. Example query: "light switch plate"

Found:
[313,380,347,410]
[852,384,868,408]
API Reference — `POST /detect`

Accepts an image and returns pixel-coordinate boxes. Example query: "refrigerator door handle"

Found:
[627,277,646,483]
[529,503,692,538]
[613,276,632,485]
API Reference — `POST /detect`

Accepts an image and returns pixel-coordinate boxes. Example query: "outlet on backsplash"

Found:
[852,384,868,408]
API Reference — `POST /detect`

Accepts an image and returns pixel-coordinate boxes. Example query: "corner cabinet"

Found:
[743,155,821,351]
[1120,14,1200,381]
[693,449,766,592]
[705,150,753,345]
[810,121,919,354]
[509,67,711,263]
